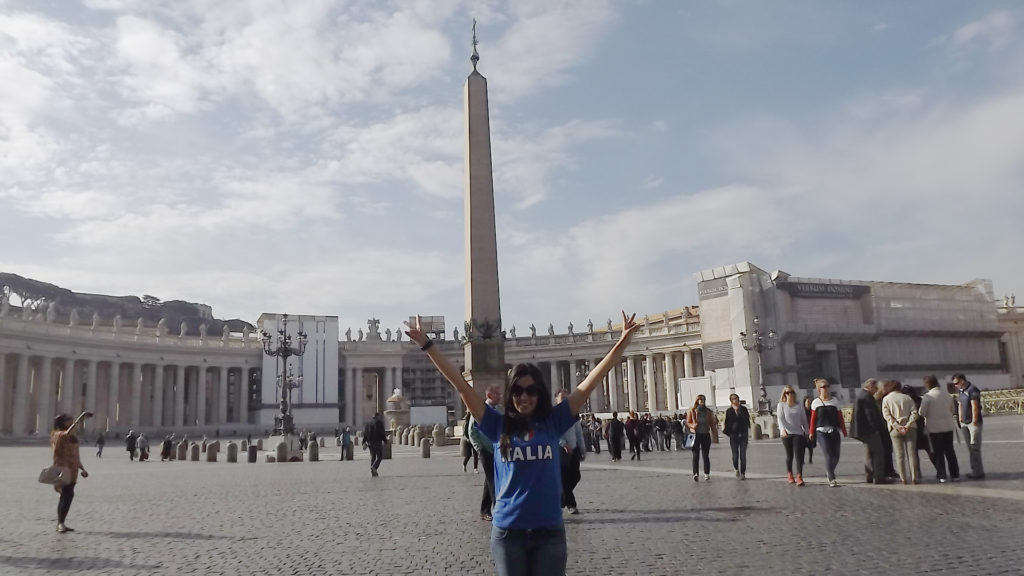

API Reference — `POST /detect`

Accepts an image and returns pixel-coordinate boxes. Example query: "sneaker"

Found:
[829,479,838,487]
[703,474,710,481]
[796,475,805,486]
[481,513,492,521]
[787,472,795,484]
[463,464,467,472]
[474,468,479,474]
[370,467,378,477]
[950,476,960,482]
[739,473,745,480]
[567,507,578,515]
[966,473,986,480]
[735,469,740,478]
[693,473,699,482]
[938,478,947,483]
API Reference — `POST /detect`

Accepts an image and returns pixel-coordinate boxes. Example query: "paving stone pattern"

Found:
[3,417,1024,575]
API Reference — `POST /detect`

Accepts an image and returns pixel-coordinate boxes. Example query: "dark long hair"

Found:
[499,363,551,462]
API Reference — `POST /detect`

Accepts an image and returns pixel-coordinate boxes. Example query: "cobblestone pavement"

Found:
[3,416,1024,575]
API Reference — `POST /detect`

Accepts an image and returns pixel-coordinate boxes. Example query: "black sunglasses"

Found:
[510,385,542,398]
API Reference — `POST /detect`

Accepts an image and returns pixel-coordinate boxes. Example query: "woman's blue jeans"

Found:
[490,524,567,576]
[817,431,841,481]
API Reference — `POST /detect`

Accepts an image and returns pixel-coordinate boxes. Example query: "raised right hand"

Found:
[403,315,429,347]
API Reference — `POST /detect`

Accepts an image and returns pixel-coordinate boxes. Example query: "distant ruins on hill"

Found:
[0,272,254,336]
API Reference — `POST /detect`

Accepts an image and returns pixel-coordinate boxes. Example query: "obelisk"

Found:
[463,22,506,394]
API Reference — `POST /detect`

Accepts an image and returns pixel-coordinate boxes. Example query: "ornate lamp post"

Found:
[739,316,777,414]
[261,314,307,437]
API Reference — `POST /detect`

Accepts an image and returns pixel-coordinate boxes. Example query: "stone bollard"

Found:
[319,437,325,448]
[308,441,319,462]
[206,443,219,462]
[752,423,763,440]
[247,445,258,463]
[400,429,409,445]
[176,442,187,461]
[383,440,392,460]
[420,437,431,458]
[344,444,354,461]
[432,425,445,447]
[413,429,423,447]
[240,440,248,453]
[445,426,454,438]
[226,442,238,463]
[275,441,288,464]
[190,443,200,461]
[256,439,263,451]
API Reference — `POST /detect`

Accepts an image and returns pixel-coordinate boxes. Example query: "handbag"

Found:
[683,432,696,450]
[38,465,70,486]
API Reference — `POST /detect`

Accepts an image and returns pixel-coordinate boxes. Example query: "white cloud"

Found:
[872,22,888,32]
[952,9,1020,52]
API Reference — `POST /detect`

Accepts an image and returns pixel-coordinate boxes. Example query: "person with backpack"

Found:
[362,413,387,477]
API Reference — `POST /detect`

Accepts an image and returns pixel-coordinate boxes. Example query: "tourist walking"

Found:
[405,311,639,576]
[954,373,985,479]
[625,412,641,461]
[809,379,847,487]
[881,380,920,484]
[686,395,718,482]
[723,394,750,479]
[556,390,586,515]
[606,413,625,462]
[469,384,503,521]
[160,435,174,461]
[776,386,808,486]
[849,379,892,484]
[125,430,137,461]
[669,415,685,451]
[918,375,960,482]
[95,432,105,458]
[589,417,602,454]
[802,397,815,464]
[340,426,353,460]
[362,413,387,477]
[51,411,93,533]
[461,412,479,473]
[136,433,150,462]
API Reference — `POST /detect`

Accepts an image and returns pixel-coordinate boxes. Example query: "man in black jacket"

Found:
[362,413,387,477]
[850,379,892,484]
[606,412,625,461]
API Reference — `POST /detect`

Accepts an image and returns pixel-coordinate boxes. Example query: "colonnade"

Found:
[541,349,703,414]
[0,352,255,435]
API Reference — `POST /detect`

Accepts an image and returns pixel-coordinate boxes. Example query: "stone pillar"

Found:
[383,365,393,398]
[108,361,121,430]
[152,364,165,427]
[626,356,638,412]
[218,367,229,425]
[196,367,208,426]
[85,359,98,432]
[130,362,142,427]
[353,367,364,425]
[569,360,580,395]
[683,350,694,380]
[665,352,678,411]
[606,360,619,413]
[238,367,249,425]
[590,358,607,413]
[57,358,73,414]
[346,366,357,425]
[645,353,656,412]
[174,365,185,427]
[0,353,7,433]
[12,354,30,435]
[37,356,54,434]
[549,362,559,396]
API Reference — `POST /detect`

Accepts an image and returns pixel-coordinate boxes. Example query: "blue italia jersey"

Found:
[479,401,576,530]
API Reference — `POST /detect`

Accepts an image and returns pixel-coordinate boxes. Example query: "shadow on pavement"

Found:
[88,530,234,541]
[0,555,161,571]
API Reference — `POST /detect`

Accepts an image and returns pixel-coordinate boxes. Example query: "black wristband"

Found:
[420,339,434,351]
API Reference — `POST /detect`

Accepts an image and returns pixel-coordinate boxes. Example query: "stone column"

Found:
[549,362,560,396]
[665,352,678,411]
[590,358,607,413]
[683,350,694,380]
[152,364,165,427]
[108,361,121,430]
[85,359,98,432]
[173,365,185,427]
[607,360,619,413]
[383,365,394,398]
[57,358,73,414]
[12,354,30,435]
[238,368,249,425]
[218,367,229,425]
[196,367,208,426]
[625,356,638,412]
[130,362,142,427]
[645,353,657,412]
[0,353,7,433]
[37,356,54,434]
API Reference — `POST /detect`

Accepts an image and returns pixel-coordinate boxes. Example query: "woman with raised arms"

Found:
[406,312,640,576]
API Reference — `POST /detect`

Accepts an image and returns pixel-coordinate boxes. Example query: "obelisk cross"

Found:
[471,19,480,69]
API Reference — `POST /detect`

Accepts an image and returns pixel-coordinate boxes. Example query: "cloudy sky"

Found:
[1,1,1022,336]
